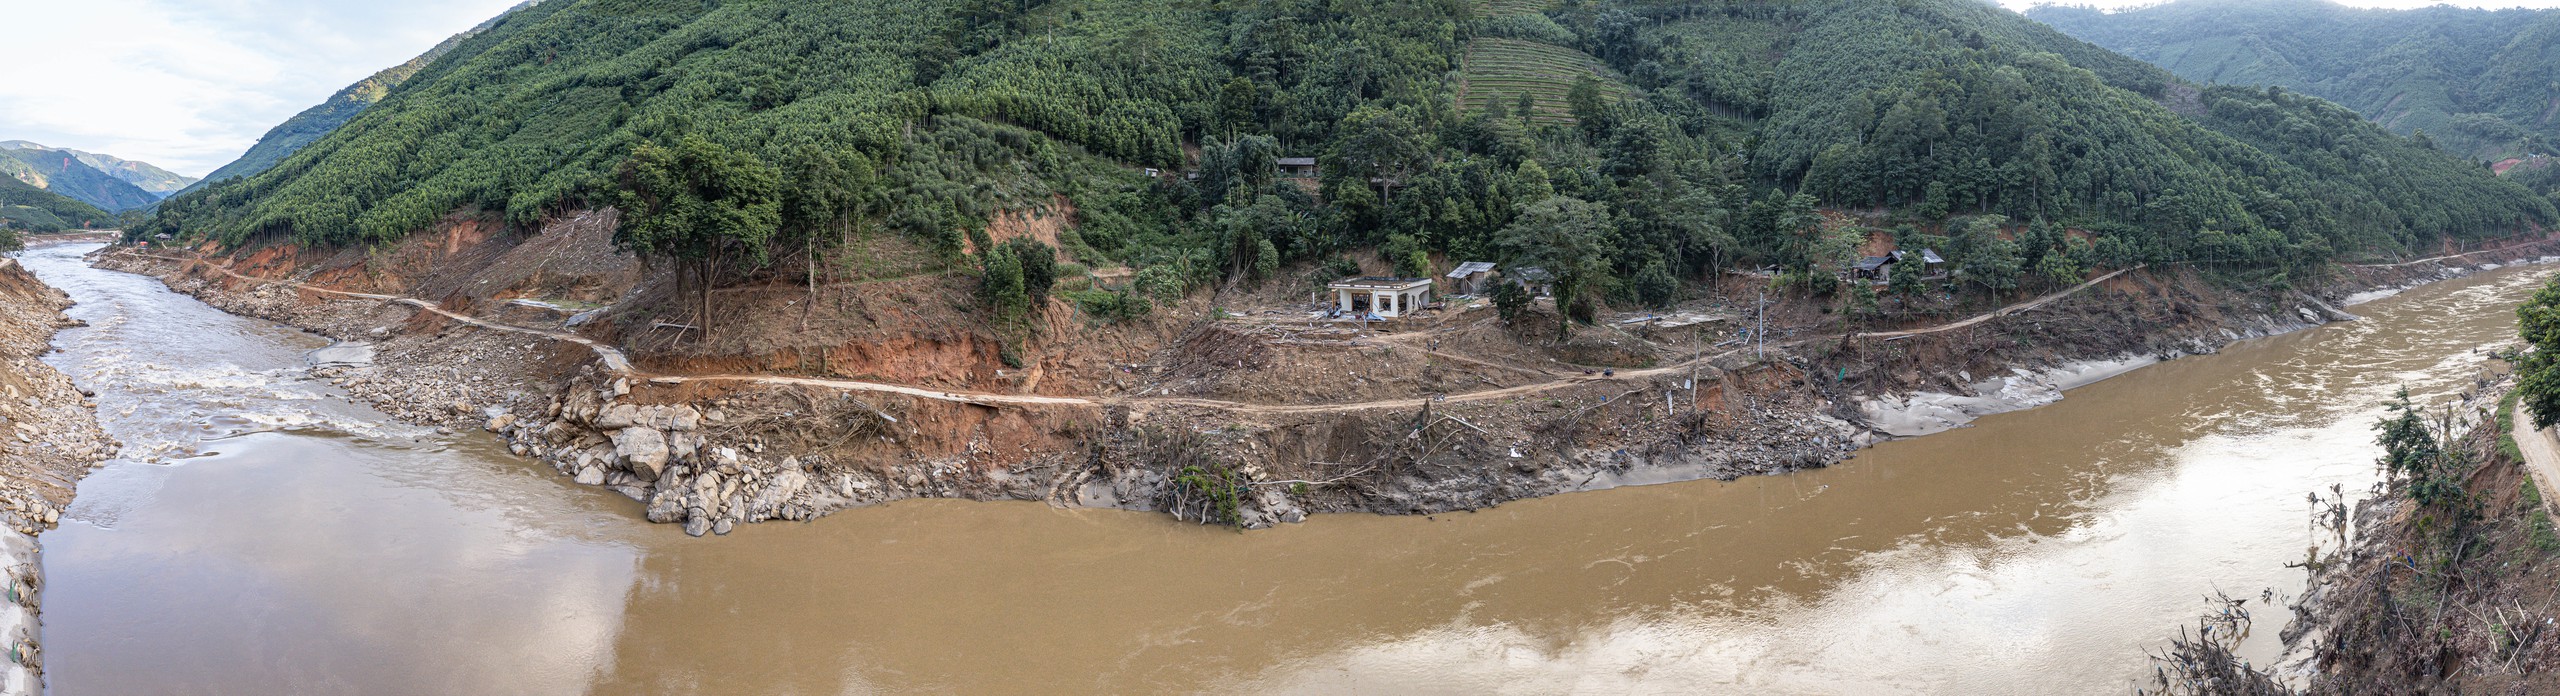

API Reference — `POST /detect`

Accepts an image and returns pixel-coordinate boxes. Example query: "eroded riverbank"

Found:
[22,241,2559,692]
[0,250,115,695]
[92,235,2560,536]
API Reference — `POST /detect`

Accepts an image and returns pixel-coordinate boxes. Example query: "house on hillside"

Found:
[1329,277,1434,319]
[1276,157,1320,179]
[1445,261,1498,295]
[1509,266,1555,297]
[1851,255,1895,281]
[1894,248,1948,278]
[1852,249,1949,282]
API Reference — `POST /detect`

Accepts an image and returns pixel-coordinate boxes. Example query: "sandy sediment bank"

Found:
[0,257,118,694]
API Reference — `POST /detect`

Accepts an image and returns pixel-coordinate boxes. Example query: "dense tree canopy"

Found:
[140,0,2556,324]
[2032,0,2560,161]
[0,176,114,234]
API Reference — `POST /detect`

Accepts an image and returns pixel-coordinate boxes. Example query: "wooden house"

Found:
[1444,261,1498,295]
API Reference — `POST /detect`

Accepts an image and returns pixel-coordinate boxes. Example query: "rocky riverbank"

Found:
[0,256,117,695]
[83,236,2560,537]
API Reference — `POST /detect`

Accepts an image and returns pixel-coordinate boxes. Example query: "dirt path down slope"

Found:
[1854,266,2142,340]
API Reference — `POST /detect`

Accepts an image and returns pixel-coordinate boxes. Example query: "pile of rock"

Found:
[476,373,912,536]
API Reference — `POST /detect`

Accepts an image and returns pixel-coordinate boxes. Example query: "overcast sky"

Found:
[7,0,2560,178]
[0,0,522,178]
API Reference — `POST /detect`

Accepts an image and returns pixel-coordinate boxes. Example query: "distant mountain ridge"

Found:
[2027,0,2560,162]
[178,2,533,196]
[0,143,166,213]
[0,174,115,233]
[0,141,196,196]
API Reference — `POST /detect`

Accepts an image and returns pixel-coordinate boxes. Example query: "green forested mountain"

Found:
[146,0,2552,313]
[0,141,197,196]
[0,144,163,212]
[178,3,533,196]
[0,175,115,233]
[2027,0,2560,162]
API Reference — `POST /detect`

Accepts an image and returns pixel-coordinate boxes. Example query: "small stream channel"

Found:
[15,241,2547,694]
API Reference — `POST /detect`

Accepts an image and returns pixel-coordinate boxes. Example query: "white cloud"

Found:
[0,0,525,177]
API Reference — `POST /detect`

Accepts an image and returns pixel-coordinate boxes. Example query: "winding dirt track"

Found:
[135,252,2142,415]
[1852,265,2141,340]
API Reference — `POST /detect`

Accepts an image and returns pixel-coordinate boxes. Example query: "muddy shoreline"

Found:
[83,238,2560,535]
[0,255,117,694]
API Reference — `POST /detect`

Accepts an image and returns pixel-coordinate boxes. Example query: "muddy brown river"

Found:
[15,241,2546,694]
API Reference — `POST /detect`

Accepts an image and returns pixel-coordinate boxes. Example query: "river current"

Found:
[15,242,2543,694]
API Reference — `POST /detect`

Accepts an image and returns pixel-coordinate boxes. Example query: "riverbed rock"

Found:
[612,427,669,481]
[484,413,517,433]
[663,406,700,432]
[750,468,809,518]
[666,432,700,461]
[644,490,683,523]
[574,465,605,486]
[594,403,640,429]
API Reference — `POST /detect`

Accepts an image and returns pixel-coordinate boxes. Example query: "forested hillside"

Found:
[2029,0,2560,162]
[2511,159,2560,203]
[145,0,2553,320]
[178,3,531,195]
[0,145,161,213]
[0,142,197,197]
[0,176,114,234]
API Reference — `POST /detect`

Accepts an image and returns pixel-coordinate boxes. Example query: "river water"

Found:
[15,241,2544,694]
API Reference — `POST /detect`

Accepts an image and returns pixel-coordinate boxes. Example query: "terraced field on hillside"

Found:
[1459,38,1635,125]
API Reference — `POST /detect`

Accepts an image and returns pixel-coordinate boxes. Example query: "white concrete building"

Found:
[1329,277,1434,319]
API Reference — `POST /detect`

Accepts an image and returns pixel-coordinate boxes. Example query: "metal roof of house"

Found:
[1512,266,1554,282]
[1328,276,1433,290]
[1856,256,1894,271]
[1894,249,1946,264]
[1276,157,1318,166]
[1446,261,1497,278]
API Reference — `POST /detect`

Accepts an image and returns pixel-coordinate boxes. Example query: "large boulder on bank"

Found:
[749,468,809,519]
[612,427,669,481]
[594,403,641,429]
